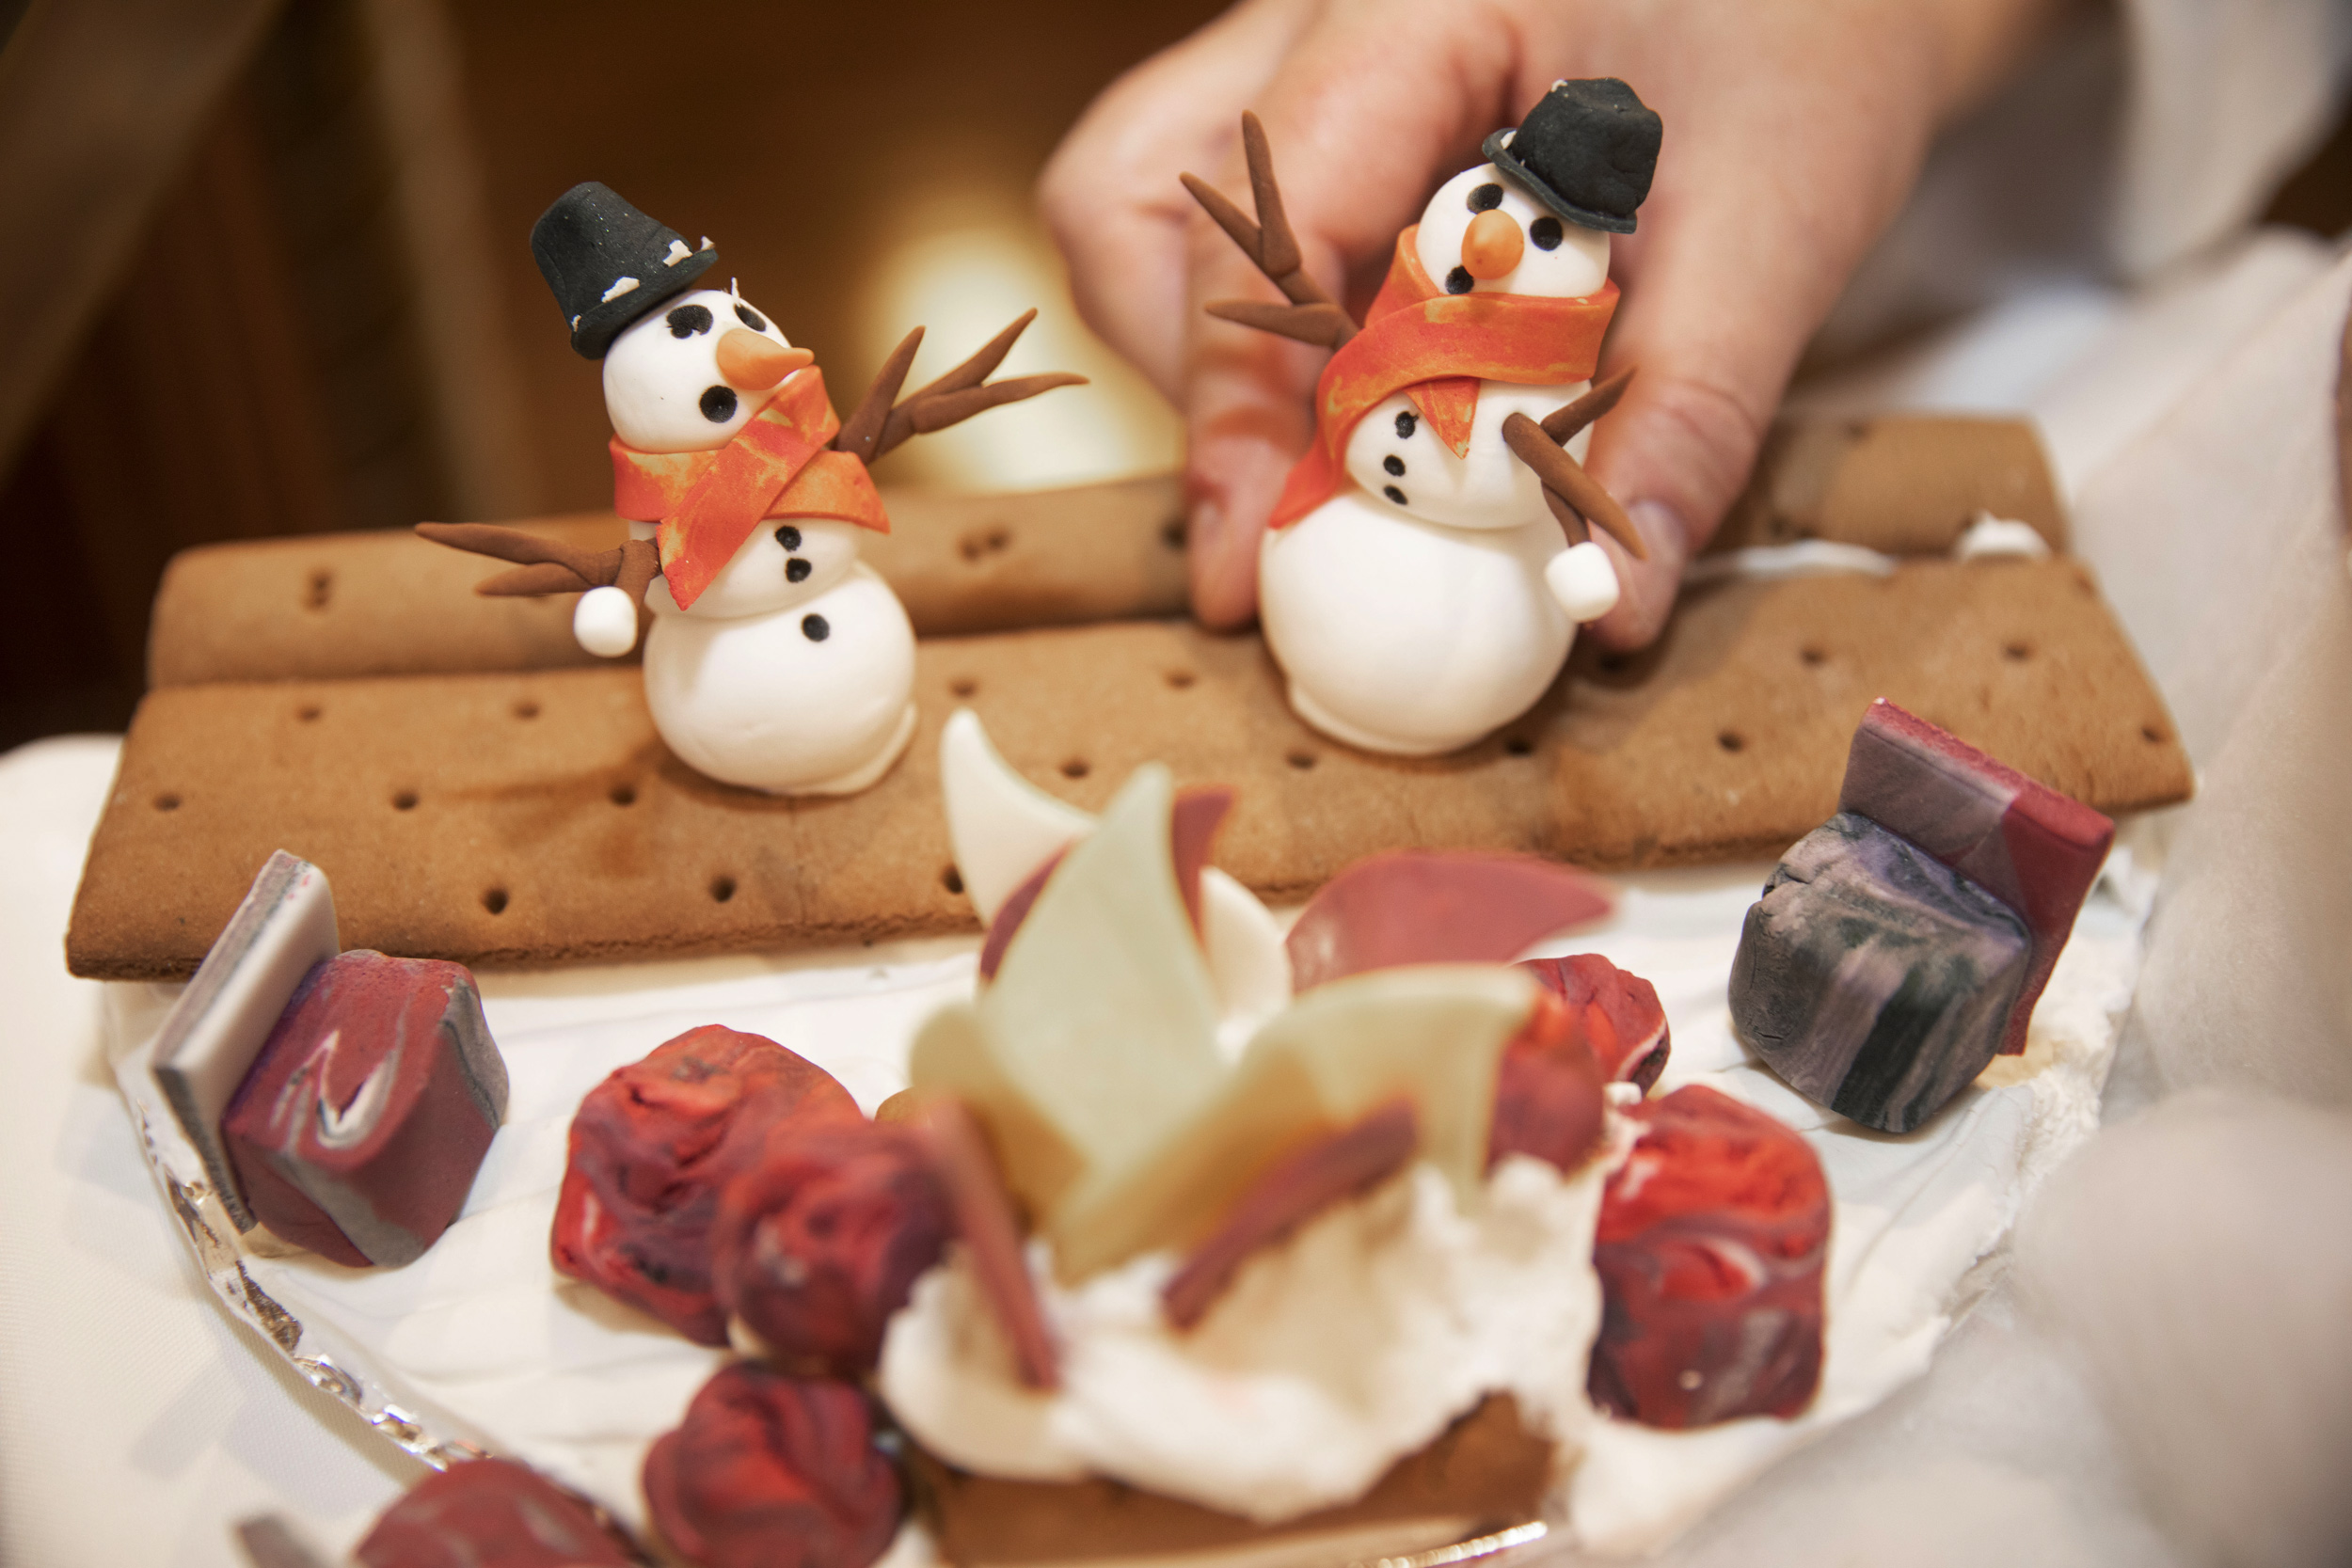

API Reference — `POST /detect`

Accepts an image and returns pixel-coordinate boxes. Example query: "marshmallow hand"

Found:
[1546,542,1621,624]
[574,585,642,658]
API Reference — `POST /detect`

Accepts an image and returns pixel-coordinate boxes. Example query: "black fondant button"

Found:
[773,524,803,550]
[786,558,812,583]
[1383,484,1408,506]
[1383,454,1406,477]
[802,613,830,641]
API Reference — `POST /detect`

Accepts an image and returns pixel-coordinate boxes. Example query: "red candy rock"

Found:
[221,950,507,1268]
[644,1363,902,1568]
[552,1026,860,1343]
[1518,953,1671,1089]
[355,1457,631,1568]
[1487,990,1608,1174]
[1588,1085,1829,1428]
[712,1118,954,1375]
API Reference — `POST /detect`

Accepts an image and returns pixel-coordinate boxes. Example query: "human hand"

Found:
[1040,0,2061,641]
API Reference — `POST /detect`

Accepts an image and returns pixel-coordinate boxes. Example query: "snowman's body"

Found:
[595,287,917,796]
[636,517,917,795]
[1259,165,1622,757]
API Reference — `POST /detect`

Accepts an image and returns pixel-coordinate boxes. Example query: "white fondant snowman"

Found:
[1196,80,1661,756]
[422,182,1077,798]
[591,285,919,796]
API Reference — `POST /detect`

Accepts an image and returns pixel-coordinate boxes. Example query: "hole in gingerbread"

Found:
[709,876,737,904]
[304,570,333,610]
[1718,731,1746,753]
[295,703,323,723]
[1287,750,1316,770]
[514,700,541,721]
[2003,641,2033,662]
[1061,758,1090,779]
[1165,669,1196,689]
[949,676,978,699]
[482,887,510,915]
[391,790,419,812]
[1799,646,1827,667]
[1504,736,1534,756]
[153,792,181,812]
[609,783,637,807]
[942,865,965,896]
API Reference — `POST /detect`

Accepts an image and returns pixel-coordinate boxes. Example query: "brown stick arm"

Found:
[1183,113,1357,351]
[1501,407,1647,562]
[834,311,1088,467]
[416,522,659,598]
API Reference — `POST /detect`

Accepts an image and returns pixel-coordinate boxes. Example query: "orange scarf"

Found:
[1269,228,1617,530]
[610,369,888,610]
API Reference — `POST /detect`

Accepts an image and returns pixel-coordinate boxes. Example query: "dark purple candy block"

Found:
[356,1457,632,1568]
[222,951,507,1267]
[1839,700,2113,1054]
[1730,814,2030,1132]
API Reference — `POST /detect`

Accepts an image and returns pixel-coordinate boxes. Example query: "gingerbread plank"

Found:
[70,555,2189,979]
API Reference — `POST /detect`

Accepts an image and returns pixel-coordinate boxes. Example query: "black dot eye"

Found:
[773,524,802,550]
[733,302,768,333]
[1394,410,1418,438]
[667,304,714,338]
[1468,182,1503,213]
[699,385,738,422]
[1444,266,1473,295]
[786,558,812,583]
[1530,216,1563,251]
[802,613,830,641]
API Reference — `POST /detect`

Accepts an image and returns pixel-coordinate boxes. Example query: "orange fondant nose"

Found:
[715,329,813,390]
[1461,209,1524,280]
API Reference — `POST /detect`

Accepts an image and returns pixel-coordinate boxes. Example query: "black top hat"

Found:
[531,182,721,358]
[1481,79,1661,235]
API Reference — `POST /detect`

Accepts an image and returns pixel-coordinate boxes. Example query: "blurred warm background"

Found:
[0,0,1217,749]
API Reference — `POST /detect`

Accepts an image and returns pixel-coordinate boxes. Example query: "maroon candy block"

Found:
[552,1026,861,1344]
[1589,1085,1829,1429]
[220,951,506,1268]
[1519,953,1671,1089]
[355,1456,631,1568]
[1488,989,1607,1175]
[644,1363,902,1568]
[1838,699,2113,1054]
[712,1118,954,1375]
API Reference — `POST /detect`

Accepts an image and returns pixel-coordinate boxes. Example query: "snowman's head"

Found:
[1413,165,1610,301]
[602,285,812,452]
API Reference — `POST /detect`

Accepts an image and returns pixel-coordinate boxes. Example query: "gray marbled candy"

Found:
[1730,813,2030,1133]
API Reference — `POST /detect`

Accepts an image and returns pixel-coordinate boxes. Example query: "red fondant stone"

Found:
[712,1118,953,1375]
[355,1456,631,1568]
[1285,852,1612,992]
[552,1026,860,1344]
[1838,699,2113,1054]
[643,1363,902,1568]
[1487,989,1607,1174]
[1518,953,1671,1088]
[1589,1085,1829,1428]
[221,950,506,1268]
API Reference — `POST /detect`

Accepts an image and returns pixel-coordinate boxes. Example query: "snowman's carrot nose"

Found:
[716,329,813,390]
[1461,210,1523,280]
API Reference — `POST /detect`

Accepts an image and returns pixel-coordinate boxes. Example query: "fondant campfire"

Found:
[520,715,1831,1566]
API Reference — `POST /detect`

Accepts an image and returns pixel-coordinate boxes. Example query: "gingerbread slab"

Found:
[70,554,2188,979]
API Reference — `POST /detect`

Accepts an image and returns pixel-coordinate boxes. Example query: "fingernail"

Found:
[1624,499,1692,571]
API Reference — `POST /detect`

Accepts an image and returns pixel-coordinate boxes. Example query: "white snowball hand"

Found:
[1546,541,1621,623]
[574,585,640,657]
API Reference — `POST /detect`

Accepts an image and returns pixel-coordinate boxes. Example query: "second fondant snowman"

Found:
[1190,80,1661,755]
[426,182,1077,796]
